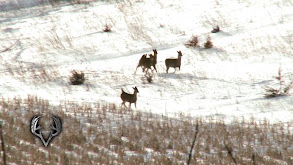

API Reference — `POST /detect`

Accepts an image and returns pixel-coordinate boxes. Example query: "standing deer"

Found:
[165,51,183,73]
[135,54,155,74]
[151,49,158,72]
[121,86,139,108]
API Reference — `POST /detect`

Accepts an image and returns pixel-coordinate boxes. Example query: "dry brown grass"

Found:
[0,96,292,164]
[32,24,73,53]
[4,62,61,86]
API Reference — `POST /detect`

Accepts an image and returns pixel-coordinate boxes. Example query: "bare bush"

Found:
[204,35,213,49]
[103,23,112,32]
[265,68,293,98]
[69,70,85,85]
[185,35,199,48]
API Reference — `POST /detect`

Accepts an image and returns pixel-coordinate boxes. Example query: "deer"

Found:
[151,49,158,72]
[121,86,139,108]
[135,54,155,74]
[165,50,183,73]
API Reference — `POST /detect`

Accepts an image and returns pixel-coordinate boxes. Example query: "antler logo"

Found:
[30,115,62,147]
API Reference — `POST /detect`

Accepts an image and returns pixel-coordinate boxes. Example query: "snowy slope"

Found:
[0,0,293,122]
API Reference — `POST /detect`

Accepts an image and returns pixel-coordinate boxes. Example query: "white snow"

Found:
[0,0,293,123]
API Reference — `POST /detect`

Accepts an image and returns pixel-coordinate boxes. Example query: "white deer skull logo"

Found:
[30,115,62,147]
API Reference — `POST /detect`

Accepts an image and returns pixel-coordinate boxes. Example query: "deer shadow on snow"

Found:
[157,72,197,80]
[157,73,235,83]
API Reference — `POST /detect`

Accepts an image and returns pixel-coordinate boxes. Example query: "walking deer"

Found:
[121,86,139,108]
[165,51,183,73]
[135,54,155,73]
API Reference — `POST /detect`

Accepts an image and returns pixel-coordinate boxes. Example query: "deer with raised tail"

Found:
[135,54,154,73]
[135,49,158,73]
[121,86,139,108]
[165,50,183,73]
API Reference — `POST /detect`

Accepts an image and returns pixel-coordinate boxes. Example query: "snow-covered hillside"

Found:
[1,0,293,122]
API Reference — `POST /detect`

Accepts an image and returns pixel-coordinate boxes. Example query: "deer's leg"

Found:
[145,67,150,73]
[135,102,137,108]
[151,66,154,73]
[122,101,126,108]
[166,67,169,73]
[153,65,157,72]
[145,67,152,73]
[135,65,140,74]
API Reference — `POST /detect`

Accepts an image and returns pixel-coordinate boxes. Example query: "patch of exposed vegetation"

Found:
[0,96,292,164]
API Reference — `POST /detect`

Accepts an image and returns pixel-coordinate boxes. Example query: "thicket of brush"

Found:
[69,70,85,85]
[103,23,112,32]
[0,96,292,165]
[204,36,213,49]
[185,35,199,48]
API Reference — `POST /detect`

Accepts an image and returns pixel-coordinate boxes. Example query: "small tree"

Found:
[265,68,293,98]
[185,35,199,48]
[204,36,213,49]
[103,23,112,32]
[69,70,85,85]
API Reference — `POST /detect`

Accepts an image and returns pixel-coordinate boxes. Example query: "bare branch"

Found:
[0,37,21,53]
[0,113,7,165]
[252,153,256,165]
[187,123,199,165]
[224,143,237,165]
